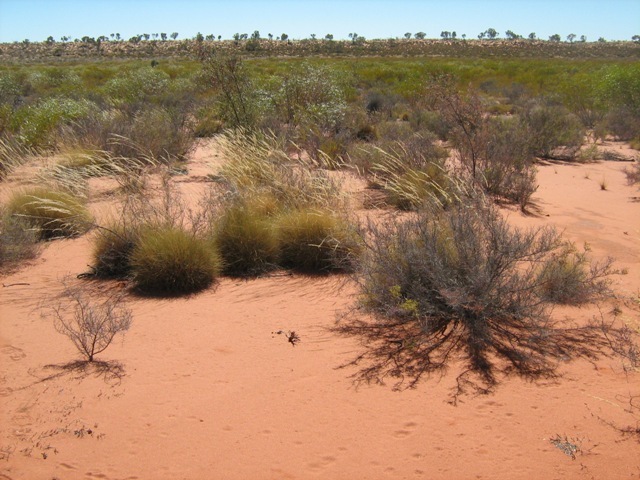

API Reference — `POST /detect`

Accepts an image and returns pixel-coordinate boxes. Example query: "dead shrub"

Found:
[50,282,132,362]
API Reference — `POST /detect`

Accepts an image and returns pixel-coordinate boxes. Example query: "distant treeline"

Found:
[1,37,639,63]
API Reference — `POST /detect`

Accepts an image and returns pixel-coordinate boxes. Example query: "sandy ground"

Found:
[1,140,639,480]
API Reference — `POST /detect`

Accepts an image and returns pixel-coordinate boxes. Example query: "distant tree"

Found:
[440,31,450,39]
[580,35,587,42]
[485,28,498,39]
[115,33,121,41]
[310,33,316,40]
[478,31,486,40]
[195,32,204,43]
[567,33,576,43]
[81,36,95,44]
[461,33,466,40]
[633,34,640,43]
[233,33,241,43]
[61,36,69,43]
[240,33,248,40]
[280,33,288,41]
[528,32,537,40]
[251,30,260,40]
[160,33,167,41]
[110,33,115,40]
[549,34,561,42]
[415,32,427,39]
[505,30,518,40]
[129,35,140,44]
[143,33,150,41]
[22,39,30,46]
[452,31,457,39]
[206,34,214,41]
[268,33,273,41]
[46,36,56,45]
[152,33,159,40]
[325,33,334,41]
[598,37,607,43]
[170,32,179,40]
[218,35,222,41]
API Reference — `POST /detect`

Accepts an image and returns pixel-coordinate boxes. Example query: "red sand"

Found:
[1,142,639,479]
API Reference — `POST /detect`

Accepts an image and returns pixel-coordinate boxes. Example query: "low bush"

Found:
[67,105,193,162]
[536,243,615,305]
[522,101,584,158]
[276,209,360,273]
[602,106,640,141]
[6,187,92,240]
[11,97,97,149]
[480,116,538,209]
[130,226,221,295]
[349,196,616,393]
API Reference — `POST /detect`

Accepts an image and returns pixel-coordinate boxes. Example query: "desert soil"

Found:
[1,140,639,480]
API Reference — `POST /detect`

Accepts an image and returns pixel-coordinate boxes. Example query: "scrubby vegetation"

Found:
[1,41,637,397]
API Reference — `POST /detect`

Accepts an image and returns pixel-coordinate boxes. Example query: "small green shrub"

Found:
[6,187,92,240]
[130,226,221,295]
[12,97,97,149]
[215,198,280,277]
[522,101,584,158]
[103,67,170,104]
[276,209,360,273]
[602,107,640,141]
[68,106,193,162]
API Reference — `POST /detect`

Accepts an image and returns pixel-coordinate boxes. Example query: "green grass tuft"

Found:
[130,226,221,295]
[276,209,361,273]
[6,187,92,240]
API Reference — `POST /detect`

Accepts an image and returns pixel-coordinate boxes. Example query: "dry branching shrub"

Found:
[425,77,538,209]
[6,187,92,240]
[130,226,221,295]
[338,194,623,398]
[624,161,640,186]
[50,282,132,362]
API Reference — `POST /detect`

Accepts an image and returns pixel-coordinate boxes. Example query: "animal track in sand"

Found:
[393,421,419,438]
[0,346,26,361]
[307,455,337,471]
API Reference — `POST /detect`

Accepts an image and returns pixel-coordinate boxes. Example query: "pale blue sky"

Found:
[0,0,638,43]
